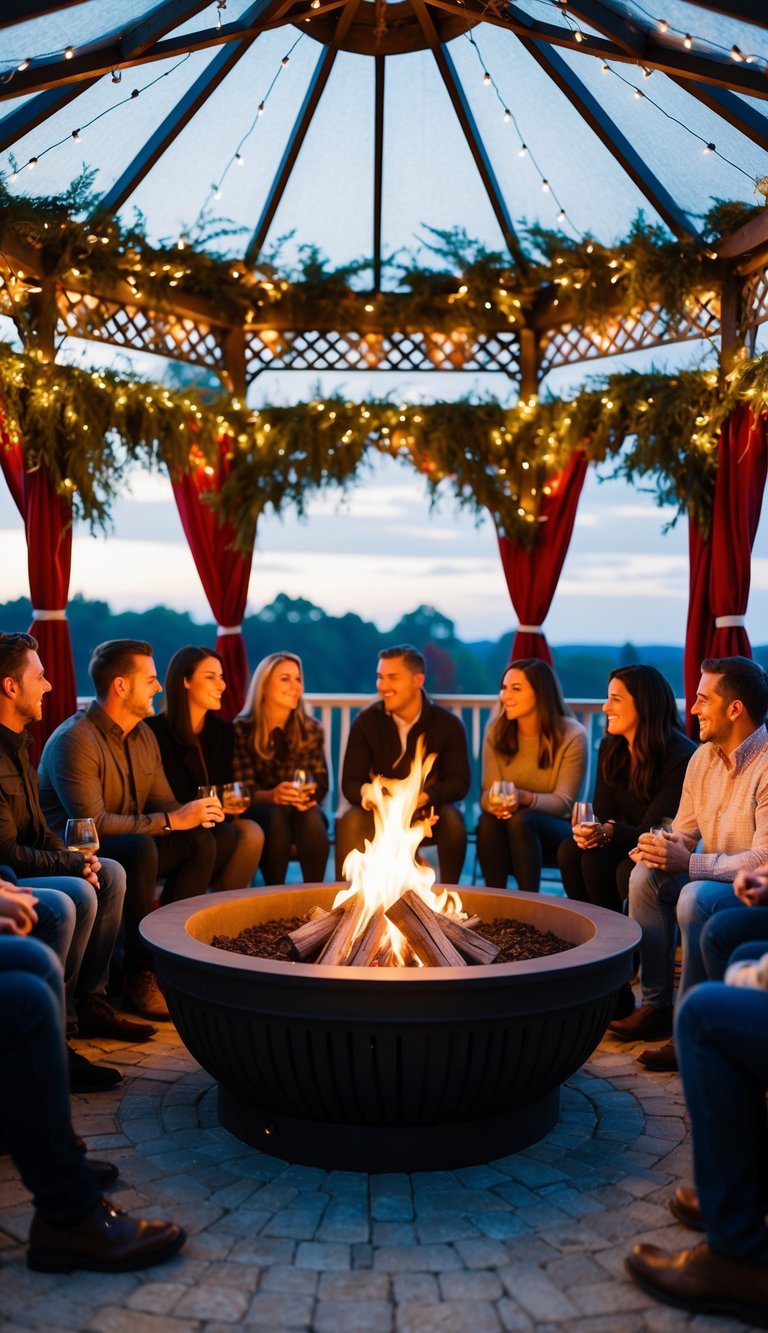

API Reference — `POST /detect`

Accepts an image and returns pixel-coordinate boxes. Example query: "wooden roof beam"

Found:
[94,37,256,216]
[0,81,98,153]
[521,37,696,239]
[0,0,88,26]
[373,55,385,293]
[119,1,215,61]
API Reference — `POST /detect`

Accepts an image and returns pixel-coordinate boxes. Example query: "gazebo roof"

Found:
[1,1,767,276]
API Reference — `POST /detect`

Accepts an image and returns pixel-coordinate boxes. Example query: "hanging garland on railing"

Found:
[0,173,757,340]
[3,342,767,548]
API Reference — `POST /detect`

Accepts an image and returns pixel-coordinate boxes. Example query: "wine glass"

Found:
[489,780,516,812]
[292,768,316,800]
[221,782,250,815]
[573,801,597,837]
[64,817,99,857]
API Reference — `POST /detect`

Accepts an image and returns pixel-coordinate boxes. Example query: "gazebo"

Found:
[1,0,768,745]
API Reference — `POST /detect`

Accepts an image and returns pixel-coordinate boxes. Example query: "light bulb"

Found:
[731,45,743,61]
[703,142,715,153]
[557,209,565,222]
[658,18,669,32]
[65,45,74,59]
[282,54,290,65]
[258,101,265,115]
[683,33,692,48]
[503,108,510,122]
[483,71,491,86]
[542,179,550,191]
[519,143,527,157]
[236,151,244,165]
[72,128,81,141]
[28,157,38,169]
[17,57,30,71]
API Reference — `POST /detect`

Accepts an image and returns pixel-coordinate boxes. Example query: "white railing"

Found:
[305,694,607,821]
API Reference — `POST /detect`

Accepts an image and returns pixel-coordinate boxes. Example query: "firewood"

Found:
[434,912,500,964]
[463,914,482,930]
[385,890,467,967]
[285,905,344,960]
[317,893,365,966]
[346,906,388,967]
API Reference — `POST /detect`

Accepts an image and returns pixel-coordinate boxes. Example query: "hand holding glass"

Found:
[64,817,99,857]
[489,780,517,812]
[292,769,317,802]
[197,785,221,828]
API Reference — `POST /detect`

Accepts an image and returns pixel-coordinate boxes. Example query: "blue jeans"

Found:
[0,937,100,1227]
[676,975,768,1263]
[477,808,570,892]
[24,860,126,1031]
[627,864,731,1007]
[701,904,768,981]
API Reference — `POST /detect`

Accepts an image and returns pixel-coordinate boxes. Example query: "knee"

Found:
[98,857,127,902]
[239,818,265,855]
[676,881,699,930]
[0,967,59,1035]
[437,805,465,843]
[0,935,61,987]
[62,877,98,924]
[557,835,579,875]
[627,861,655,911]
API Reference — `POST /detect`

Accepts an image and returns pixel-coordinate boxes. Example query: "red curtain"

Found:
[497,450,589,664]
[0,396,77,755]
[708,404,768,659]
[683,512,713,738]
[171,434,254,719]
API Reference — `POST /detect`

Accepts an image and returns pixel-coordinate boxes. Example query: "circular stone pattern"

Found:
[141,885,640,1172]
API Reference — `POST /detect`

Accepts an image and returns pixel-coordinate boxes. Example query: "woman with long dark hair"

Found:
[477,659,588,891]
[147,646,264,890]
[558,664,695,911]
[233,652,330,885]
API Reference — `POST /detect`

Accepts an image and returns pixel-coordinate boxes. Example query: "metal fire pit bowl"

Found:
[141,885,640,1172]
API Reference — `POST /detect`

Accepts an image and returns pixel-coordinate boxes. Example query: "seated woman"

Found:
[234,653,330,885]
[477,659,587,891]
[147,647,264,890]
[558,663,695,911]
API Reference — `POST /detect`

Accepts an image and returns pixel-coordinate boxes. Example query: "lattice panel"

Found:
[244,328,520,377]
[539,300,720,375]
[742,267,768,332]
[57,289,227,372]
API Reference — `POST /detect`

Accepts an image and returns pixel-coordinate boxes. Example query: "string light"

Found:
[65,46,74,60]
[465,32,575,234]
[192,34,303,227]
[3,54,191,181]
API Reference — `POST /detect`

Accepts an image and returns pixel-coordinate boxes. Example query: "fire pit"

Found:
[141,884,639,1171]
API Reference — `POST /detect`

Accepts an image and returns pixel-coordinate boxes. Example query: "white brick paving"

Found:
[0,1026,757,1330]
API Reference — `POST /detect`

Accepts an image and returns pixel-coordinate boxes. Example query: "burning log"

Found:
[346,907,388,967]
[386,890,467,968]
[317,893,365,966]
[438,913,500,965]
[463,914,481,930]
[285,906,345,961]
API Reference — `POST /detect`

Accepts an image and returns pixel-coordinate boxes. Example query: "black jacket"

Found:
[341,693,470,809]
[0,723,86,878]
[593,728,697,854]
[146,713,235,805]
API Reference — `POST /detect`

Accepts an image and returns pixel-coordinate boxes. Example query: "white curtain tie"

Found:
[217,624,242,636]
[31,609,67,621]
[715,615,746,628]
[518,623,544,634]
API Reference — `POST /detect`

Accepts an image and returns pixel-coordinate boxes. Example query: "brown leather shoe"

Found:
[608,1003,673,1042]
[626,1241,768,1326]
[27,1198,185,1273]
[669,1184,705,1232]
[638,1039,678,1071]
[76,994,156,1042]
[124,971,170,1020]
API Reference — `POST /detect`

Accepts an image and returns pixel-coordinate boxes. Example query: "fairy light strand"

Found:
[192,34,304,234]
[465,32,576,234]
[5,54,192,181]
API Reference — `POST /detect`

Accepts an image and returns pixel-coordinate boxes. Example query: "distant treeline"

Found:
[4,592,762,700]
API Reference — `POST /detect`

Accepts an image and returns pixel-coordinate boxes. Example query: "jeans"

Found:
[701,903,768,981]
[477,808,570,892]
[0,936,100,1227]
[676,879,746,996]
[626,861,690,1006]
[558,837,633,911]
[335,803,466,885]
[249,805,330,885]
[99,829,218,974]
[676,975,768,1263]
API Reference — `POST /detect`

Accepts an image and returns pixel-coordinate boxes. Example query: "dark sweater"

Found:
[0,723,85,878]
[592,728,697,854]
[146,713,235,805]
[341,693,470,809]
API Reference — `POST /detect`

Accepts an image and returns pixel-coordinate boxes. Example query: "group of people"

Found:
[4,627,768,1319]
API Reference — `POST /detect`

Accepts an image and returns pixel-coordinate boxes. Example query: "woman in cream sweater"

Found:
[477,658,587,891]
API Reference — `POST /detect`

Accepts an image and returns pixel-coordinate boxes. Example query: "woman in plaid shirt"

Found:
[233,653,330,884]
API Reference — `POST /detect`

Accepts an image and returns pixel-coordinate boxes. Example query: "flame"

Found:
[333,737,463,964]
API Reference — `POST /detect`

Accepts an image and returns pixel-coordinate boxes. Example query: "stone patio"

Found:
[0,1012,756,1333]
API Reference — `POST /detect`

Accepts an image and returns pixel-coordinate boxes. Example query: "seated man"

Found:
[335,644,470,884]
[0,632,144,1091]
[0,894,185,1274]
[39,639,226,1020]
[626,939,768,1325]
[609,656,768,1070]
[700,860,768,984]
